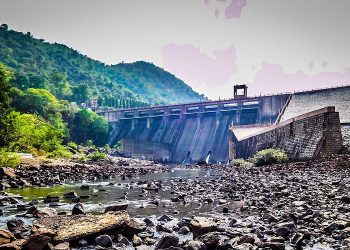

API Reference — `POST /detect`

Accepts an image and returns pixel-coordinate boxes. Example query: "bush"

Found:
[79,155,86,162]
[0,148,20,168]
[252,149,289,166]
[231,158,253,168]
[67,141,78,150]
[88,151,107,161]
[47,146,73,159]
[85,140,95,148]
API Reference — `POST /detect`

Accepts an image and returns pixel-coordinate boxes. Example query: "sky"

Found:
[1,0,350,99]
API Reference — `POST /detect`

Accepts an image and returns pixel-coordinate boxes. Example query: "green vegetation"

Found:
[230,158,253,168]
[88,151,107,161]
[231,149,289,167]
[0,25,205,106]
[252,149,289,166]
[0,62,110,162]
[0,148,20,168]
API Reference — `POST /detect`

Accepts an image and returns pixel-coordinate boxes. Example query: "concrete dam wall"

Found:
[105,95,290,163]
[103,85,350,163]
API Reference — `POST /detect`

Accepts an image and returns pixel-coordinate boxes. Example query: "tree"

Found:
[0,63,14,146]
[70,109,109,146]
[72,83,90,104]
[49,73,72,100]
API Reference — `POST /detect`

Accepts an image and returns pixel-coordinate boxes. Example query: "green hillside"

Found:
[0,24,205,107]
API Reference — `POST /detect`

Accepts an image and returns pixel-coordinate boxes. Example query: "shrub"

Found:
[85,140,95,148]
[79,155,86,162]
[67,141,78,150]
[0,148,20,168]
[231,158,253,168]
[88,151,107,161]
[252,149,289,166]
[47,146,73,159]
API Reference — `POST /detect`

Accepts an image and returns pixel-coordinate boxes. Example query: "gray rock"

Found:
[95,234,113,248]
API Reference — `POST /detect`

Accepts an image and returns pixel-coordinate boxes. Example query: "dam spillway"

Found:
[101,94,290,163]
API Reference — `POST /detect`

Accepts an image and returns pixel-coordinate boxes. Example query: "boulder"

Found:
[72,203,85,215]
[0,229,15,245]
[33,211,129,243]
[25,234,50,250]
[95,234,112,248]
[53,242,70,250]
[7,219,25,233]
[155,234,179,249]
[183,240,207,250]
[104,202,128,213]
[190,217,217,238]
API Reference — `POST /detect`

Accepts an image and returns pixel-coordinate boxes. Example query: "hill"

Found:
[0,24,205,107]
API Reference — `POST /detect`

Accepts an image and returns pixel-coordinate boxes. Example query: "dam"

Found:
[100,85,350,163]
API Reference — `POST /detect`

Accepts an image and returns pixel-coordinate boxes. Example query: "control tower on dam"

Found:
[100,85,290,164]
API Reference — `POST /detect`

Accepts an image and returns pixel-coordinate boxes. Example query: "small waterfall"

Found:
[205,151,211,164]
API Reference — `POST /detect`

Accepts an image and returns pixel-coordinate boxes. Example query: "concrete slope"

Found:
[281,86,350,123]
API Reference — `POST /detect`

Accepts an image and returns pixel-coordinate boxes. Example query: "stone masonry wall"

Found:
[231,107,343,160]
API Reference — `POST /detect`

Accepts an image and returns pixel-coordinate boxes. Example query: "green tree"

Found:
[70,109,109,146]
[0,63,14,146]
[72,83,90,104]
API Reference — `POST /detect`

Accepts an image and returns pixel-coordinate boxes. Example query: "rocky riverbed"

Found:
[1,154,350,249]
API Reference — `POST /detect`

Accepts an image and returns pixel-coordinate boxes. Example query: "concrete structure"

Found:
[229,107,343,160]
[100,85,350,163]
[102,94,290,163]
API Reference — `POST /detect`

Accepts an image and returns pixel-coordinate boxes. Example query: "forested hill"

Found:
[0,24,205,107]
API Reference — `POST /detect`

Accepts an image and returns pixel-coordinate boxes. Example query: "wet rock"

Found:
[72,203,85,215]
[178,226,190,235]
[104,202,128,212]
[157,214,172,222]
[7,219,25,233]
[95,234,112,248]
[190,217,217,238]
[63,192,79,199]
[143,218,155,226]
[155,234,179,249]
[25,234,50,250]
[78,239,88,247]
[156,223,173,233]
[183,240,207,250]
[43,196,59,203]
[0,229,15,245]
[80,184,89,190]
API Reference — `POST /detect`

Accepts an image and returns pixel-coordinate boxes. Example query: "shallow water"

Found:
[1,168,224,228]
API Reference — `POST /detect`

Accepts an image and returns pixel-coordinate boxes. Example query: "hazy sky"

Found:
[1,0,350,99]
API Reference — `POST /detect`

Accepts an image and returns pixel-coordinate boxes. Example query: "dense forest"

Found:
[0,24,206,108]
[0,24,207,163]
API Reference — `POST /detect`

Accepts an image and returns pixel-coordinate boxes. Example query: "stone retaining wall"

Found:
[230,107,343,160]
